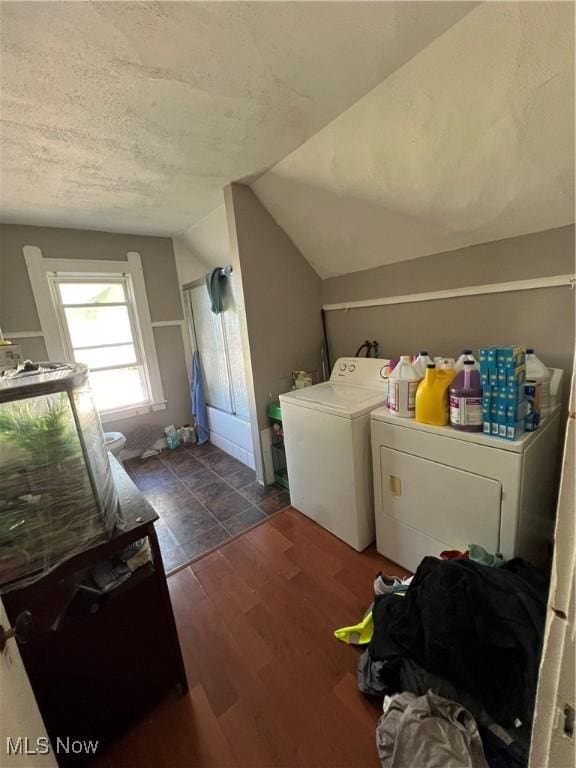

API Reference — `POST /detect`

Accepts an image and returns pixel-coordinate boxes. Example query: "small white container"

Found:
[388,356,420,418]
[412,351,433,379]
[455,350,479,371]
[378,361,394,406]
[526,349,551,418]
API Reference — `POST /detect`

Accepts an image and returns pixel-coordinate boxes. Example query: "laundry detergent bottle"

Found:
[438,357,456,372]
[413,351,434,378]
[449,360,483,432]
[525,349,551,418]
[415,364,451,426]
[455,350,479,370]
[388,356,420,418]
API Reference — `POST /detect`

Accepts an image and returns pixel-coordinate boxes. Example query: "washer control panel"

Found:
[330,357,392,388]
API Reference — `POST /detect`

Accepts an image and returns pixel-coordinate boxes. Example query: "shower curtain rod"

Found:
[182,265,233,292]
[322,274,575,312]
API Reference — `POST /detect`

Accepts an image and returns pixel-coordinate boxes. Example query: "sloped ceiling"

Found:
[0,0,476,235]
[173,203,230,280]
[252,1,575,278]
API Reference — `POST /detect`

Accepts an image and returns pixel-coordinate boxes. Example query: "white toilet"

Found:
[104,431,127,462]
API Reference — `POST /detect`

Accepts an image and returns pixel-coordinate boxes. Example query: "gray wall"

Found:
[0,223,191,448]
[225,184,323,433]
[323,225,575,405]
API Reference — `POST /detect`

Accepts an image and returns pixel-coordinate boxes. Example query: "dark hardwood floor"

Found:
[93,507,408,768]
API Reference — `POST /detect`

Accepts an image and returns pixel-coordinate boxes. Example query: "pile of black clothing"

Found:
[359,556,549,768]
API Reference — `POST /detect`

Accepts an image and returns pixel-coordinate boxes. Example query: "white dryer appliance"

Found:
[371,405,562,572]
[279,357,390,551]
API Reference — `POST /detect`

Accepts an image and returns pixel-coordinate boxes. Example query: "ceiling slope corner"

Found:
[251,0,575,277]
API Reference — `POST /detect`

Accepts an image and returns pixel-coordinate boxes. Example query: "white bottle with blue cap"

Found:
[455,349,479,371]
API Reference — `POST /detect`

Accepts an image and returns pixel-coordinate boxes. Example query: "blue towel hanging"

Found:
[205,265,233,313]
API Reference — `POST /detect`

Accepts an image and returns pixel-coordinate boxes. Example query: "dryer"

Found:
[371,405,562,571]
[280,357,390,551]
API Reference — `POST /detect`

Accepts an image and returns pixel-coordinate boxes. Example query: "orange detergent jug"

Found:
[415,364,456,426]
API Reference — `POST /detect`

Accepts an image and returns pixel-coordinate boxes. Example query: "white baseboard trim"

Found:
[150,320,185,327]
[3,331,45,339]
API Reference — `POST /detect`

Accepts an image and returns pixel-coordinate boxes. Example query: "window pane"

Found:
[74,344,137,369]
[64,306,133,347]
[59,282,125,304]
[88,367,147,411]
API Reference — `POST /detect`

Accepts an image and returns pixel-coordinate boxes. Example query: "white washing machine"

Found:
[371,405,562,571]
[279,357,390,551]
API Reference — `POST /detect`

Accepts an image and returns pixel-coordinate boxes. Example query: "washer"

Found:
[279,357,390,551]
[371,405,562,571]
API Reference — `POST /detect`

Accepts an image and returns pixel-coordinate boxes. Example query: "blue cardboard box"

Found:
[506,401,528,423]
[506,365,526,388]
[503,420,525,440]
[479,347,498,365]
[496,346,525,367]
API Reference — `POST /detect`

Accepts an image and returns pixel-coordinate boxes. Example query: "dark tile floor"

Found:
[124,442,290,573]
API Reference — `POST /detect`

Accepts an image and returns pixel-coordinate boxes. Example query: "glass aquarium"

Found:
[0,363,119,591]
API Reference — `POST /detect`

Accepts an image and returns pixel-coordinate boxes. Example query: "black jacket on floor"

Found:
[369,557,548,727]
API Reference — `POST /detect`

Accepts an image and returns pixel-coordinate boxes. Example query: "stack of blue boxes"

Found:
[479,346,527,440]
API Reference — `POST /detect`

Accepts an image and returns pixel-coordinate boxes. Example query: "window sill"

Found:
[100,400,167,424]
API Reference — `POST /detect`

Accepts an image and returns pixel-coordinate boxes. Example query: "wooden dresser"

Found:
[2,459,188,765]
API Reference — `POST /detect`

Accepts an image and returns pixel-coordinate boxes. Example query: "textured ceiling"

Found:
[253,1,576,277]
[173,202,230,284]
[0,0,476,235]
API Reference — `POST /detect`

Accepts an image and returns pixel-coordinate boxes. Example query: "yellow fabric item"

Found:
[333,611,374,645]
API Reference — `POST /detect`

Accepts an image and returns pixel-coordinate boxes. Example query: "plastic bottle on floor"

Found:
[388,356,420,418]
[455,350,479,371]
[449,360,483,432]
[412,351,434,378]
[525,349,551,418]
[415,364,452,426]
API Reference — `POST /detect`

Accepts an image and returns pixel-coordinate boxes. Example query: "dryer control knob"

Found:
[339,363,347,371]
[349,364,356,372]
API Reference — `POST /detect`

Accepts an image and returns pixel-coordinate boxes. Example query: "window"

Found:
[25,250,165,422]
[50,277,149,412]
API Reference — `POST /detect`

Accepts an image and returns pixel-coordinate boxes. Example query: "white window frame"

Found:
[24,247,166,423]
[49,273,152,408]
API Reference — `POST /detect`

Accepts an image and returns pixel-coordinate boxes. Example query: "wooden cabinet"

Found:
[2,460,188,765]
